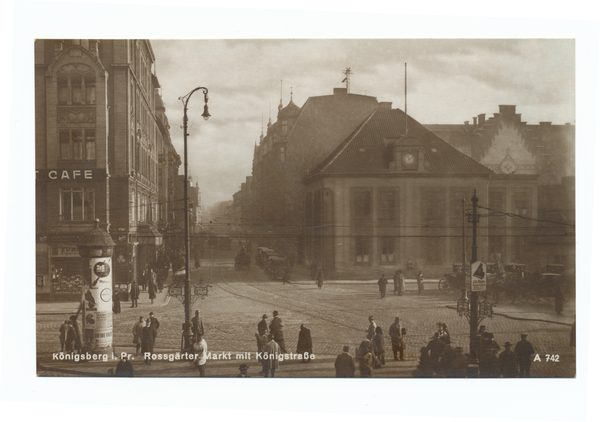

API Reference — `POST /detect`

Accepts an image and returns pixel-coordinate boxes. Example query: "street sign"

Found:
[470,261,487,291]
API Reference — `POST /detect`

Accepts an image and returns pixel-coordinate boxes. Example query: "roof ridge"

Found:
[316,108,378,174]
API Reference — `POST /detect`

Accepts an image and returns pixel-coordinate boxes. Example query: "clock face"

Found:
[501,161,516,174]
[402,153,416,166]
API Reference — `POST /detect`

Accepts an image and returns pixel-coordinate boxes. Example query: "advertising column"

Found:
[84,257,113,349]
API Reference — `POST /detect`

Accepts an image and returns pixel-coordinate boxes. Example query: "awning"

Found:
[137,225,163,246]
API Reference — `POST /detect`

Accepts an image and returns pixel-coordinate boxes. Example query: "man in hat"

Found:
[191,310,204,343]
[498,341,519,378]
[389,317,402,361]
[269,311,286,353]
[115,355,134,377]
[449,346,468,378]
[237,364,250,377]
[426,332,446,370]
[149,312,160,341]
[263,334,280,377]
[130,279,140,308]
[366,316,377,341]
[377,274,388,298]
[514,334,535,377]
[132,316,144,356]
[334,346,355,377]
[258,314,268,336]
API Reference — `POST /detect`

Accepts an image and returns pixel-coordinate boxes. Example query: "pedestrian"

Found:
[514,334,535,377]
[296,324,313,363]
[426,332,445,368]
[416,271,425,294]
[316,268,324,289]
[366,316,377,340]
[393,270,400,295]
[59,320,69,351]
[357,340,374,378]
[237,364,250,377]
[554,285,565,316]
[113,290,121,314]
[149,312,160,341]
[449,347,468,378]
[141,268,147,291]
[334,346,356,377]
[141,319,154,365]
[498,342,519,378]
[389,317,402,361]
[193,333,208,376]
[130,279,140,308]
[132,316,144,356]
[69,315,82,353]
[258,314,268,336]
[478,332,500,377]
[438,322,451,345]
[377,274,388,298]
[115,356,134,377]
[269,310,286,353]
[263,334,281,377]
[65,321,76,352]
[413,347,434,377]
[255,329,269,375]
[148,273,157,305]
[191,310,204,343]
[372,326,386,367]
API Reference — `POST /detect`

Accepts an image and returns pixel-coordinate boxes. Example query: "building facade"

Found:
[35,39,182,299]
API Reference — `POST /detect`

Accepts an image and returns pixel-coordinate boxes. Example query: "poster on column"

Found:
[86,257,113,348]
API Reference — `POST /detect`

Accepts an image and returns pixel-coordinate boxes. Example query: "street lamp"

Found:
[178,86,210,354]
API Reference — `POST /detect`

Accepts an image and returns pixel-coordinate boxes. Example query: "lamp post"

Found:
[179,86,210,354]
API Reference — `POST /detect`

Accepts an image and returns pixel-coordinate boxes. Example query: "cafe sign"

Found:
[36,169,106,181]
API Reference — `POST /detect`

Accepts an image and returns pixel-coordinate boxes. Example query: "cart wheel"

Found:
[439,278,451,294]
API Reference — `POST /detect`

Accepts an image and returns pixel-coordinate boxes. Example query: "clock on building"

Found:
[401,151,418,169]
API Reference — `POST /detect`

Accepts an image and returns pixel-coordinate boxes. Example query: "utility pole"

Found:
[470,189,479,358]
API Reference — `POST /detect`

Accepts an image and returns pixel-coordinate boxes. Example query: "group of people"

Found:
[131,311,160,364]
[415,323,537,378]
[377,271,425,298]
[347,316,408,377]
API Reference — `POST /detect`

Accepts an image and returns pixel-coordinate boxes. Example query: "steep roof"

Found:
[277,99,301,119]
[311,107,494,176]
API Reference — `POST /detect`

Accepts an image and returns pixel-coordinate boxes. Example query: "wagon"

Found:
[265,256,290,280]
[438,263,468,295]
[518,272,574,305]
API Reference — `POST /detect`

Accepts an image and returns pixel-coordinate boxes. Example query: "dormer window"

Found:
[281,120,288,135]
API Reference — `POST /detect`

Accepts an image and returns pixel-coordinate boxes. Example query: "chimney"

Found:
[464,121,469,125]
[499,105,516,115]
[378,102,392,109]
[478,114,486,126]
[473,117,477,125]
[333,87,347,95]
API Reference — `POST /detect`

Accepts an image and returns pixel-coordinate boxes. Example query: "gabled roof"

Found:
[311,108,494,176]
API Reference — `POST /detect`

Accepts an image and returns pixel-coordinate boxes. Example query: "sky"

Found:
[151,39,575,208]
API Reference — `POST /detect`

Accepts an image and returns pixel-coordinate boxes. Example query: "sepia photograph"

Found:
[2,2,598,421]
[34,38,576,379]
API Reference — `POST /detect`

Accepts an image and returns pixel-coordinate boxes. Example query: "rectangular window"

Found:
[381,237,395,263]
[354,191,371,220]
[423,190,444,223]
[355,237,370,264]
[513,236,527,263]
[489,190,505,213]
[489,236,503,261]
[60,188,95,221]
[379,191,395,219]
[58,129,95,162]
[514,192,529,216]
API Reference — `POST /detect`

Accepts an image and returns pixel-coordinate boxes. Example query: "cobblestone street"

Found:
[37,253,576,378]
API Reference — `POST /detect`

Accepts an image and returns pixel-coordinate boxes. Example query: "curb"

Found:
[443,305,573,326]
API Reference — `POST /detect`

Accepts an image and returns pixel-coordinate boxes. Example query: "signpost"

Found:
[470,261,487,291]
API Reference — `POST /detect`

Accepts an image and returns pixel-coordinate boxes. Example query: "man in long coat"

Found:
[389,317,402,361]
[366,316,377,340]
[426,332,445,369]
[149,312,160,341]
[316,269,324,289]
[377,274,388,298]
[148,273,157,305]
[263,335,281,377]
[130,280,140,308]
[334,346,355,377]
[269,311,286,353]
[113,290,121,314]
[296,324,313,362]
[191,310,204,342]
[258,314,268,336]
[142,319,154,365]
[514,334,535,377]
[132,316,144,356]
[255,330,269,375]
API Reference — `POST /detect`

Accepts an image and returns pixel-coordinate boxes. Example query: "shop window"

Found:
[381,237,395,263]
[60,188,95,221]
[59,129,95,162]
[355,237,370,264]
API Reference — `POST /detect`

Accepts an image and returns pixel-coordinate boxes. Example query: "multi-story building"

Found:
[35,39,181,299]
